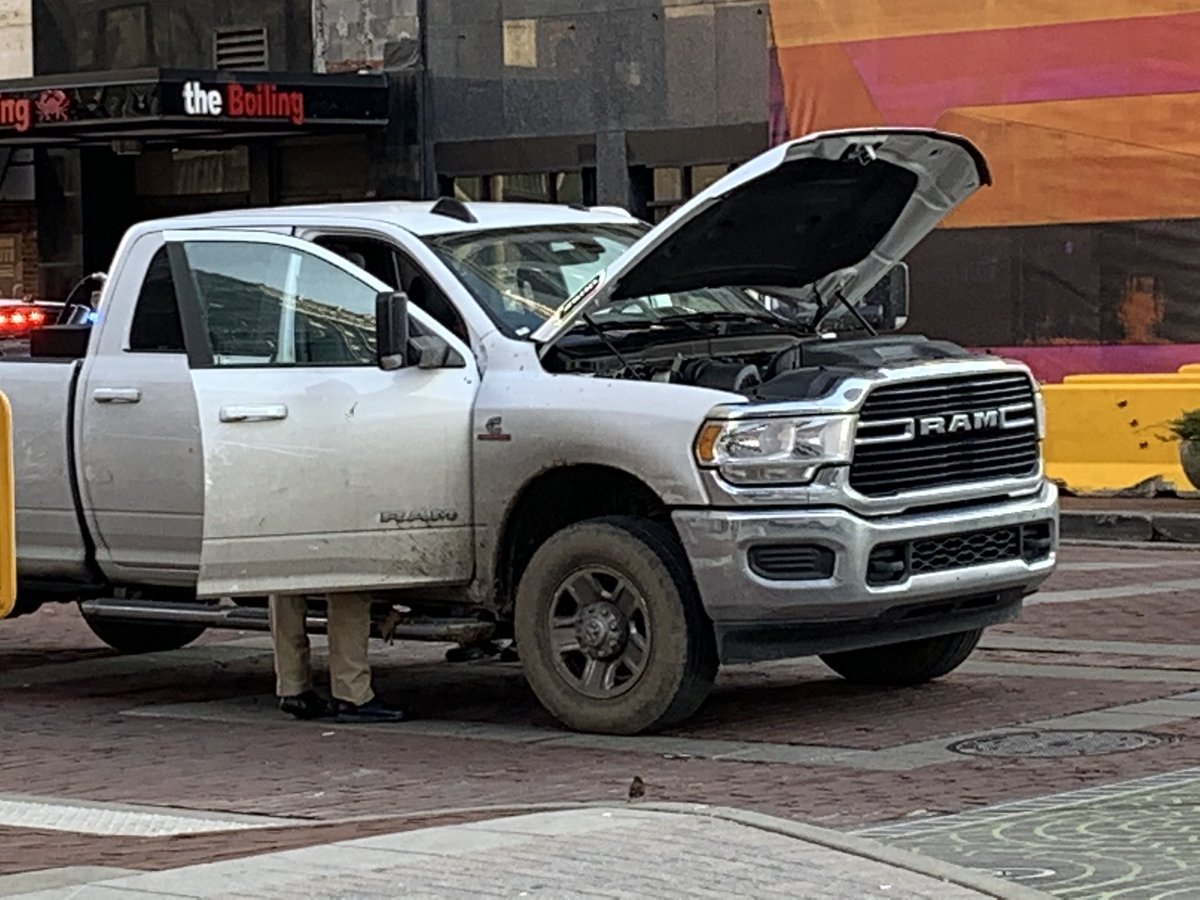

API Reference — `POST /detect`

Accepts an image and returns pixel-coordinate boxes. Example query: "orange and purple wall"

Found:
[768,2,1200,382]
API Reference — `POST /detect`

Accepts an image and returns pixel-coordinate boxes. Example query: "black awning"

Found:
[0,68,391,148]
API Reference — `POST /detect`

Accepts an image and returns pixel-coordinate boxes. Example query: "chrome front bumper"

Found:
[673,483,1058,662]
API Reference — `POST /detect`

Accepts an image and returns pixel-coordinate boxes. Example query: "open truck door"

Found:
[160,230,478,598]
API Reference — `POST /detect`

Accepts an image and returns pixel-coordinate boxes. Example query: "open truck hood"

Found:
[532,128,990,349]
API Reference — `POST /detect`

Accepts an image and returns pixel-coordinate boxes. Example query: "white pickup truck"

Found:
[1,129,1057,734]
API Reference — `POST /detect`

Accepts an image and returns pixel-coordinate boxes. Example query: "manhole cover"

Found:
[949,729,1161,758]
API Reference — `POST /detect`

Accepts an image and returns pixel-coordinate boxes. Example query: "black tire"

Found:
[514,516,718,735]
[80,610,207,655]
[820,629,982,686]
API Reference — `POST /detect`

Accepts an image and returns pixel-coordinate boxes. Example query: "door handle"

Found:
[219,404,289,423]
[92,387,142,404]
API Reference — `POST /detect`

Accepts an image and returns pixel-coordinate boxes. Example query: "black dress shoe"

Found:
[499,643,520,663]
[334,697,411,723]
[279,690,332,720]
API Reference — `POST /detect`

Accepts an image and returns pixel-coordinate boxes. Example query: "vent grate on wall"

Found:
[214,27,269,70]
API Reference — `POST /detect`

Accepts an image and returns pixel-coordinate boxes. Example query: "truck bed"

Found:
[0,359,92,582]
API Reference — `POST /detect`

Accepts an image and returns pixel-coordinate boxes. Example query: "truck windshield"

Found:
[424,223,794,338]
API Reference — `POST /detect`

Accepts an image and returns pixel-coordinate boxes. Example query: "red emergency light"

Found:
[0,306,49,334]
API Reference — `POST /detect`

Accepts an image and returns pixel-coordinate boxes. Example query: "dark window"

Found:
[313,236,400,288]
[129,248,185,352]
[438,170,596,206]
[316,235,468,343]
[645,163,738,222]
[396,256,468,343]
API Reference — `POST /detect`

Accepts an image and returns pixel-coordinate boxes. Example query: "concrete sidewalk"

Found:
[4,806,1047,899]
[1060,496,1200,544]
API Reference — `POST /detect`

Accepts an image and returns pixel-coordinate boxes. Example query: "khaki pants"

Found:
[268,593,375,706]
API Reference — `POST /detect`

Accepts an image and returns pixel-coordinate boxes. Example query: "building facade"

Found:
[22,0,424,298]
[0,0,771,300]
[427,1,770,220]
[0,0,35,300]
[768,0,1200,382]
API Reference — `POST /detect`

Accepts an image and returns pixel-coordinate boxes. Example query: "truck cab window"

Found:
[400,266,468,343]
[313,236,399,288]
[129,247,185,352]
[315,235,468,343]
[179,241,377,367]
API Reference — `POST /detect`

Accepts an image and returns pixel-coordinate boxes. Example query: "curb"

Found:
[1061,510,1200,545]
[0,800,1050,899]
[1062,538,1200,552]
[193,799,1052,899]
[635,802,1054,900]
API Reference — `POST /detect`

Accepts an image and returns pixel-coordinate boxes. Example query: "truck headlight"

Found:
[694,416,854,485]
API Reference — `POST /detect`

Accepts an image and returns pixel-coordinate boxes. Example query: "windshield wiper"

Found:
[583,318,668,331]
[661,310,810,336]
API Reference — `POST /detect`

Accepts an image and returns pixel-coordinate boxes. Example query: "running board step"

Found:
[77,599,495,645]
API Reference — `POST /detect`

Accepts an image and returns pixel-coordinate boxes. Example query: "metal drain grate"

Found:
[949,730,1162,758]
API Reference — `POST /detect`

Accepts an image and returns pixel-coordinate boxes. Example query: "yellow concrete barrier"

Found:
[1064,373,1200,384]
[0,390,13,618]
[1042,382,1199,493]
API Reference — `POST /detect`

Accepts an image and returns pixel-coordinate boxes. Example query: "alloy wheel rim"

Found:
[547,566,651,699]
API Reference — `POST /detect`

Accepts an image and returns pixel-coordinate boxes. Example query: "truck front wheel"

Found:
[80,611,208,655]
[820,629,982,685]
[514,516,718,735]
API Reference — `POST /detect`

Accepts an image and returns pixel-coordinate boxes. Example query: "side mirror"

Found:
[860,263,910,331]
[411,334,467,370]
[375,290,409,371]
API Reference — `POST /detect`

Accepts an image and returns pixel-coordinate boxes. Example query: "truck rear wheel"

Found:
[80,610,207,655]
[820,629,982,685]
[514,516,717,735]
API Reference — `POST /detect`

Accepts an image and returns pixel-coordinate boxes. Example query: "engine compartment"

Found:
[546,330,977,401]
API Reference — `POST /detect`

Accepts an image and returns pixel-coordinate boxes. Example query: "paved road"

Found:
[3,543,1200,898]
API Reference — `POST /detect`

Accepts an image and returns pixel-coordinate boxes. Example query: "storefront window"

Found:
[648,167,683,222]
[452,177,485,201]
[691,164,728,194]
[442,170,595,206]
[652,167,682,203]
[279,138,370,203]
[493,173,550,202]
[135,148,250,197]
[646,163,736,222]
[555,172,585,205]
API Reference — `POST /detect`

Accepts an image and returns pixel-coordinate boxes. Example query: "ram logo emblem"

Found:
[918,409,1001,436]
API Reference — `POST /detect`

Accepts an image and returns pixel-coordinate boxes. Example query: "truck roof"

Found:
[137,199,640,238]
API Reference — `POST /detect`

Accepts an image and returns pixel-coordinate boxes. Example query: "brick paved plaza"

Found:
[3,543,1200,897]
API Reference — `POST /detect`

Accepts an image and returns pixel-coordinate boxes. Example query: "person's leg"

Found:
[326,592,374,706]
[269,594,312,696]
[268,594,329,719]
[326,593,410,723]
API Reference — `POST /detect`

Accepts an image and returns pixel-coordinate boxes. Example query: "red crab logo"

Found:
[34,89,70,123]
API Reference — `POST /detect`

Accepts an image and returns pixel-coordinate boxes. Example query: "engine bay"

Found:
[545,330,978,401]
